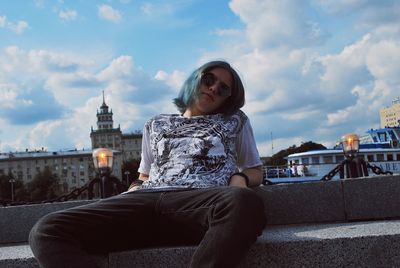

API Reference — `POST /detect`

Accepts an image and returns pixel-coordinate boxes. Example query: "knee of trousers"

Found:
[29,211,63,247]
[219,188,266,227]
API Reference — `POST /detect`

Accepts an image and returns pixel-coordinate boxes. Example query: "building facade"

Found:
[90,92,142,161]
[0,92,141,198]
[380,97,400,128]
[0,149,122,195]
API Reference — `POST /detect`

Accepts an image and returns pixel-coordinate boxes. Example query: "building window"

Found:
[397,154,400,161]
[323,156,333,164]
[387,154,394,161]
[376,154,384,161]
[301,158,309,164]
[336,155,344,163]
[367,155,374,162]
[311,157,320,164]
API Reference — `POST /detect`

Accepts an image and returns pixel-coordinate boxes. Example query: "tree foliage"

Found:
[27,167,61,202]
[265,141,327,166]
[0,173,28,201]
[121,159,141,186]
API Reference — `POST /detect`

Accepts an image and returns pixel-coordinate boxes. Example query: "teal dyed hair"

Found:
[173,61,245,116]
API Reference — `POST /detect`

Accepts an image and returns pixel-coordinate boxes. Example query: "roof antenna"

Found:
[271,131,274,156]
[102,90,105,104]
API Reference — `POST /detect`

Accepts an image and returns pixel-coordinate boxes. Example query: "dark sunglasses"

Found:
[200,72,232,97]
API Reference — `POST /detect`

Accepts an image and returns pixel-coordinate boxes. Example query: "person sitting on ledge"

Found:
[29,60,266,268]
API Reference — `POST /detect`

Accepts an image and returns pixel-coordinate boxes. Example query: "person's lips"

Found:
[202,92,214,101]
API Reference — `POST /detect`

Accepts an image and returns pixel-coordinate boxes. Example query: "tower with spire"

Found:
[90,91,122,150]
[90,91,143,161]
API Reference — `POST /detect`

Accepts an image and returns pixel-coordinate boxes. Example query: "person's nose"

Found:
[207,82,219,95]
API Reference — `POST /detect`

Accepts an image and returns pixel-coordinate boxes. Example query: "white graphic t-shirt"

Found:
[136,110,261,191]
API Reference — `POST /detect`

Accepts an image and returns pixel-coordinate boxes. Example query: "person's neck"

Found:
[183,108,203,118]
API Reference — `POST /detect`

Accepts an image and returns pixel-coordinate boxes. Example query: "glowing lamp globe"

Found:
[92,148,113,171]
[341,133,360,157]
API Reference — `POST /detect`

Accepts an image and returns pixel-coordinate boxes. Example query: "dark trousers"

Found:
[29,187,266,268]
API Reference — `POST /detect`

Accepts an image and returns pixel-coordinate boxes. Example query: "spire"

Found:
[100,90,109,113]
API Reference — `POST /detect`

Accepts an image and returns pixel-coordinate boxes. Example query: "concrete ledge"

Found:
[255,180,345,225]
[0,200,94,244]
[2,175,400,245]
[2,220,400,267]
[343,175,400,220]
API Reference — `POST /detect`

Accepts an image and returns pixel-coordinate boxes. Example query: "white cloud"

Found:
[97,56,133,80]
[195,0,400,155]
[0,45,177,151]
[366,39,400,83]
[0,16,6,27]
[59,9,78,21]
[213,28,243,38]
[98,4,122,23]
[34,0,45,8]
[0,84,18,108]
[155,70,185,90]
[229,0,326,49]
[0,15,29,34]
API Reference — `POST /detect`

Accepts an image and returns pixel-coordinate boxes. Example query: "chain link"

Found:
[366,163,393,175]
[321,159,393,181]
[320,161,345,181]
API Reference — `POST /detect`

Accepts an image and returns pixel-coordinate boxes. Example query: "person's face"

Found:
[187,67,233,116]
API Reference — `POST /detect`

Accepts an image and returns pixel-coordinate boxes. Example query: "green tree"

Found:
[0,173,28,202]
[121,159,141,186]
[27,168,61,202]
[265,141,327,166]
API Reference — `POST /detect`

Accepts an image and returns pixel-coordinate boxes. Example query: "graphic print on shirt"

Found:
[143,111,247,189]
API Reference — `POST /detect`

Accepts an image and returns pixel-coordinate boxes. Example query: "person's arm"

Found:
[229,166,263,188]
[138,173,149,181]
[231,116,263,188]
[128,173,149,191]
[128,120,152,191]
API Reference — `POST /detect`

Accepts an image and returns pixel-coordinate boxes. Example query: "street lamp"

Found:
[341,133,360,158]
[124,171,130,186]
[322,133,367,180]
[9,178,15,202]
[92,148,114,198]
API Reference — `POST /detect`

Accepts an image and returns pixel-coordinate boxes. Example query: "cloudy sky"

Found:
[1,0,399,156]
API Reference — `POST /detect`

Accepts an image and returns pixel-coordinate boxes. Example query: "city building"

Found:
[380,97,400,128]
[90,92,142,161]
[0,149,122,195]
[0,92,141,197]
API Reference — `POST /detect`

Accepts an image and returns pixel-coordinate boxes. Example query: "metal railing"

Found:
[0,175,127,207]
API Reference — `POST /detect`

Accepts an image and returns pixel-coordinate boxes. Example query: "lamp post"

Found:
[92,148,114,198]
[322,133,390,181]
[9,178,16,202]
[124,171,130,186]
[340,133,368,178]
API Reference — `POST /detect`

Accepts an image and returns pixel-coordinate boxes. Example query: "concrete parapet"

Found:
[343,175,400,221]
[255,180,345,225]
[2,220,400,267]
[1,175,400,245]
[1,175,400,267]
[0,200,94,244]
